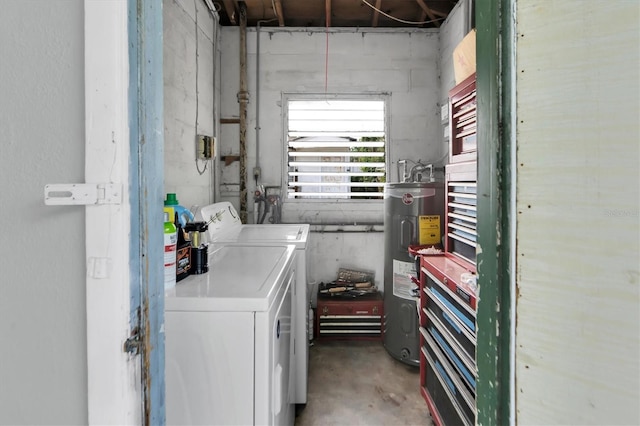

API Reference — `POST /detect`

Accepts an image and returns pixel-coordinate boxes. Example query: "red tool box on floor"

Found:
[315,291,383,341]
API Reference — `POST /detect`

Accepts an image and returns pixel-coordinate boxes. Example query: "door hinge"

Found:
[44,183,122,206]
[123,327,142,355]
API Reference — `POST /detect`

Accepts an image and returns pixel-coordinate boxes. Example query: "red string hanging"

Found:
[325,4,329,93]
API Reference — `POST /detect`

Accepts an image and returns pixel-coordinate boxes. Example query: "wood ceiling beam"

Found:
[419,9,427,24]
[430,9,448,18]
[416,0,440,27]
[274,0,285,26]
[223,0,237,24]
[371,0,381,27]
[326,0,332,27]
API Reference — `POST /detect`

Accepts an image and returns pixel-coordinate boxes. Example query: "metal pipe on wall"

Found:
[203,0,220,203]
[212,8,219,204]
[255,19,276,174]
[255,22,261,172]
[238,2,248,223]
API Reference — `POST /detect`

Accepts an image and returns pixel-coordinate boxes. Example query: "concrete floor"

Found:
[295,340,434,426]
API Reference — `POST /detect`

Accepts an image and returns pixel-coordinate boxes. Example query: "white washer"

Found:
[198,202,311,405]
[165,244,296,426]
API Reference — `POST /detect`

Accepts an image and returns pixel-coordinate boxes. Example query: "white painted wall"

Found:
[84,1,142,423]
[219,27,442,285]
[0,1,87,423]
[164,0,220,211]
[515,1,640,424]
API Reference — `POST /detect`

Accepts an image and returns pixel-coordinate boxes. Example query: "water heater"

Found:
[383,182,444,365]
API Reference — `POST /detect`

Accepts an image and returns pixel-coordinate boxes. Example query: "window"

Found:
[285,94,388,200]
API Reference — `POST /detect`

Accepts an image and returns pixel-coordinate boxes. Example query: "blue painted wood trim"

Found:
[128,0,165,424]
[127,0,141,356]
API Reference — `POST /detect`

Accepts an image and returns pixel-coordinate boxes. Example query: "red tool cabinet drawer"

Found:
[316,293,383,340]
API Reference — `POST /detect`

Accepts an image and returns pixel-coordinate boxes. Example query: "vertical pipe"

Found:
[255,21,262,171]
[238,2,248,223]
[255,18,277,175]
[211,8,219,203]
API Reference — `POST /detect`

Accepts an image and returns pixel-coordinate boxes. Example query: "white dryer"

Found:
[197,202,311,405]
[165,244,296,426]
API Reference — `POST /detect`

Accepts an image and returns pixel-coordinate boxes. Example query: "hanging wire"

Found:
[325,14,329,93]
[360,0,446,26]
[195,0,208,175]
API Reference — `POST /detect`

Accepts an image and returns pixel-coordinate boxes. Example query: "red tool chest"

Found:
[419,73,478,426]
[315,292,383,340]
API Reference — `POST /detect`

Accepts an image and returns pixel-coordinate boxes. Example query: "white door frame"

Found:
[84,0,165,424]
[85,0,140,423]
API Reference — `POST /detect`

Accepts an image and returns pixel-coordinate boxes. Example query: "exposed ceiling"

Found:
[213,0,459,29]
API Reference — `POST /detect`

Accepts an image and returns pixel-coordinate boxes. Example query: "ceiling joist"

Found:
[223,0,237,24]
[274,0,285,26]
[371,0,382,27]
[416,0,440,27]
[430,9,448,18]
[215,0,455,29]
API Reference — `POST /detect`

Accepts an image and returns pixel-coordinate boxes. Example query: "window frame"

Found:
[282,92,391,205]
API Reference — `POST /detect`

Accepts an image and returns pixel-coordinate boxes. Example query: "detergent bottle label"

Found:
[164,225,177,290]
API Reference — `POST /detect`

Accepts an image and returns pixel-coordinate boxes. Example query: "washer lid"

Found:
[165,244,295,312]
[209,224,310,247]
[197,202,309,247]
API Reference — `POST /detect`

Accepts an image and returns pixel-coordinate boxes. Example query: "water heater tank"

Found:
[383,182,445,365]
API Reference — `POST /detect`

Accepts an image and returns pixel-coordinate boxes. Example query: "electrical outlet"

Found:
[197,135,215,159]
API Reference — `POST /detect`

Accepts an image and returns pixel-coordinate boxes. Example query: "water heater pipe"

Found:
[409,163,434,182]
[397,159,409,182]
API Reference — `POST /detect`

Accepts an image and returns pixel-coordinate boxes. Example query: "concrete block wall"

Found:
[219,27,442,286]
[162,3,470,287]
[439,0,470,100]
[438,0,469,161]
[226,28,443,197]
[163,0,220,210]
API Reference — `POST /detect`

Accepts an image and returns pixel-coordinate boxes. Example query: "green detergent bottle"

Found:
[164,193,194,227]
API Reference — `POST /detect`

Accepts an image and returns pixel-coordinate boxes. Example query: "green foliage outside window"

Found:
[351,136,386,197]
